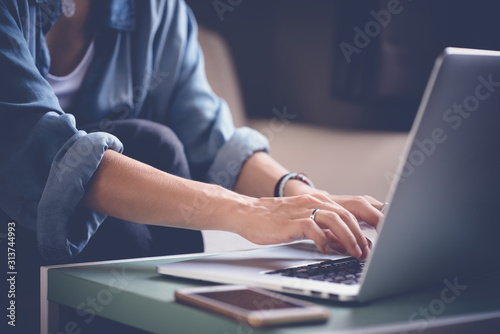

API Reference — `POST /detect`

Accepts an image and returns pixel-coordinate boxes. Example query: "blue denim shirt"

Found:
[0,0,269,261]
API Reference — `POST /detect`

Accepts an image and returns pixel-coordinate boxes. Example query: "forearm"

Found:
[82,150,244,232]
[234,151,316,198]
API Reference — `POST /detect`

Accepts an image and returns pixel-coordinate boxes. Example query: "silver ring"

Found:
[380,202,389,213]
[310,209,320,221]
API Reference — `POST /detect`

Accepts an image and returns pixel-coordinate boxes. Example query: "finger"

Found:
[314,205,369,250]
[313,210,363,258]
[291,218,330,254]
[345,196,384,227]
[285,194,371,257]
[324,230,372,261]
[362,195,384,209]
[358,205,384,227]
[299,195,370,255]
[324,229,372,261]
[335,207,370,249]
[323,230,347,254]
[308,195,372,250]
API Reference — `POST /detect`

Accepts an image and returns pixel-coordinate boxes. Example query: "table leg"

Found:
[41,267,60,334]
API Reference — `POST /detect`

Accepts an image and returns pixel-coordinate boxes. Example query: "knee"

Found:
[131,119,184,156]
[108,119,191,179]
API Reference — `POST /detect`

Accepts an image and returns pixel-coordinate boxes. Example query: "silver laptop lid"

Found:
[358,47,500,302]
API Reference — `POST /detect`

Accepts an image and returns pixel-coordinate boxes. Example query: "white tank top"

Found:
[47,41,95,111]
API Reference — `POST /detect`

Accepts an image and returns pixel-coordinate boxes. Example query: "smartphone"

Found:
[175,285,330,328]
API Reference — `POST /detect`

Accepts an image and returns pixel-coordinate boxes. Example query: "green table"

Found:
[41,253,500,333]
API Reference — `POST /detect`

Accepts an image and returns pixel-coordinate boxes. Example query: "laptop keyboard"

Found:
[265,258,365,285]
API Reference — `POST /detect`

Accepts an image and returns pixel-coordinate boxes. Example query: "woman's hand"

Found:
[327,194,384,228]
[284,179,384,227]
[229,192,382,261]
[232,152,385,261]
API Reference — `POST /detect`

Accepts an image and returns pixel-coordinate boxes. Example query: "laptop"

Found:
[157,48,500,302]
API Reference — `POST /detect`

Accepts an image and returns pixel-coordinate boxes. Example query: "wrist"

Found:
[202,186,257,235]
[284,179,319,197]
[274,172,314,197]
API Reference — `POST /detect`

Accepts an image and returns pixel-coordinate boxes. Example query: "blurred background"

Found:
[186,0,500,132]
[185,0,500,251]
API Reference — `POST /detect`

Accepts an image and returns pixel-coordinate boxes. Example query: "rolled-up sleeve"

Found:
[36,114,123,260]
[205,126,269,189]
[157,0,269,189]
[0,4,122,261]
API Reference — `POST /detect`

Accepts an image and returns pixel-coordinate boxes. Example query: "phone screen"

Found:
[197,289,304,311]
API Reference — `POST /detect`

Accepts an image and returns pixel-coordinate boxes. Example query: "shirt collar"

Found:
[32,0,60,32]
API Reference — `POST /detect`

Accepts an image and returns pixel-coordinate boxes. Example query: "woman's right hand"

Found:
[227,192,378,261]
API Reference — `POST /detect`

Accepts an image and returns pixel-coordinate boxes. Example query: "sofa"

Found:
[197,27,409,252]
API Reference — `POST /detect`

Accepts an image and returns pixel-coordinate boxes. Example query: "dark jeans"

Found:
[9,119,203,333]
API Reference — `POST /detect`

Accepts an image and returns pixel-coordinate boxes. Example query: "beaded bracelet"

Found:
[274,172,315,197]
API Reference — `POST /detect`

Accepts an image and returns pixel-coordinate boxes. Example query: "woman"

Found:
[0,0,383,330]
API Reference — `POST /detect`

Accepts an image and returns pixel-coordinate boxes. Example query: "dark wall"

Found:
[186,0,500,131]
